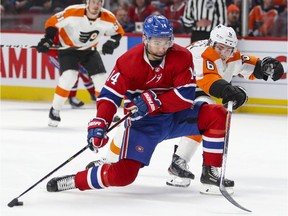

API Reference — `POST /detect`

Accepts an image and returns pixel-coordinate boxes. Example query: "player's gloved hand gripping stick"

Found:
[219,101,252,212]
[7,112,133,208]
[87,90,161,153]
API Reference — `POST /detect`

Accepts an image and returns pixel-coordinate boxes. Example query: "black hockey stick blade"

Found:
[219,101,252,213]
[7,198,24,207]
[219,185,251,212]
[7,111,132,207]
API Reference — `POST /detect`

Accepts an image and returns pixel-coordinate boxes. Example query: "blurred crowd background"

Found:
[0,0,287,38]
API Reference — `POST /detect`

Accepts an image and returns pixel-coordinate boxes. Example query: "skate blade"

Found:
[166,175,191,188]
[70,105,85,109]
[48,119,60,127]
[200,184,234,195]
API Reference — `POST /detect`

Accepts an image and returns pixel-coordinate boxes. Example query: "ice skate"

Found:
[85,157,110,169]
[166,154,194,187]
[200,165,234,195]
[47,175,76,192]
[48,107,61,127]
[68,97,85,108]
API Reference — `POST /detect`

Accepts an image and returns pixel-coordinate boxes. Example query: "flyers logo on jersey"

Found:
[79,30,99,43]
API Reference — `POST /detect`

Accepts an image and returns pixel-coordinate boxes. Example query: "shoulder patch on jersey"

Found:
[241,54,259,65]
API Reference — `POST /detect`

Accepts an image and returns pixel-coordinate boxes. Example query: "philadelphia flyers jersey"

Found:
[186,40,260,95]
[45,4,125,49]
[96,43,196,124]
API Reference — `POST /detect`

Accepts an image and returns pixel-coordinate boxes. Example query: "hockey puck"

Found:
[7,198,24,207]
[17,201,24,206]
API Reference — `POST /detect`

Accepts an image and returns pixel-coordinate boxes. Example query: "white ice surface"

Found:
[0,100,287,216]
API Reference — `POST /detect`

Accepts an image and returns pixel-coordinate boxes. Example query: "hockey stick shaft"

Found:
[7,111,132,206]
[0,44,102,53]
[219,101,252,212]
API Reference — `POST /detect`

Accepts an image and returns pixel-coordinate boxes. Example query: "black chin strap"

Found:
[145,44,165,60]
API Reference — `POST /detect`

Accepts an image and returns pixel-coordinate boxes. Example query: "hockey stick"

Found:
[7,111,132,207]
[0,44,102,53]
[219,101,252,212]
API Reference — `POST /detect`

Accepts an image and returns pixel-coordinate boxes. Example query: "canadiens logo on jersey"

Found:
[146,73,163,84]
[79,30,99,43]
[155,67,160,72]
[135,145,144,153]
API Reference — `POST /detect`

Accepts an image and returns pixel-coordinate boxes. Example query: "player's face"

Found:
[214,43,234,62]
[144,37,173,60]
[87,0,102,17]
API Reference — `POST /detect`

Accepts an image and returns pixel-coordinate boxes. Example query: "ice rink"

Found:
[0,100,287,216]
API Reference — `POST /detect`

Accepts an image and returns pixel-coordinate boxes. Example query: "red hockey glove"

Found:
[87,118,109,153]
[126,90,161,121]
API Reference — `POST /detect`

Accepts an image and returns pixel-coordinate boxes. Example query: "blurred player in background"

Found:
[36,0,124,127]
[166,24,284,194]
[45,15,232,196]
[47,32,96,108]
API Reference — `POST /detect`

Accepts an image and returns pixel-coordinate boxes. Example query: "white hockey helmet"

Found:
[209,24,238,48]
[86,0,104,6]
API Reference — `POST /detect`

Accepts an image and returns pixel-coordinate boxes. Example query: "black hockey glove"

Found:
[102,40,119,55]
[36,36,54,53]
[222,85,248,110]
[261,57,284,81]
[36,26,57,53]
[102,34,121,55]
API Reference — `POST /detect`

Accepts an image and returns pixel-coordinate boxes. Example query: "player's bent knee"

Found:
[198,104,227,130]
[58,69,79,90]
[108,159,142,186]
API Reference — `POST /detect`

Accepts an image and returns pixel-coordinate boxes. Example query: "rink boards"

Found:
[0,32,287,114]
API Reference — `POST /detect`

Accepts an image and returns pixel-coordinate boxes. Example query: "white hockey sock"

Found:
[91,72,108,93]
[175,137,200,162]
[105,123,125,163]
[52,70,78,110]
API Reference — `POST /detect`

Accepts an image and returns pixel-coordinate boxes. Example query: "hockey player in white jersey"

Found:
[36,0,125,127]
[166,24,284,194]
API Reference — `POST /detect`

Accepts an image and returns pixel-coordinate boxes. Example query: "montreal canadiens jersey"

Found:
[45,4,124,49]
[96,43,196,124]
[186,39,260,95]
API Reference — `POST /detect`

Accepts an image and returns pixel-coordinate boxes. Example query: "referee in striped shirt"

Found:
[182,0,227,43]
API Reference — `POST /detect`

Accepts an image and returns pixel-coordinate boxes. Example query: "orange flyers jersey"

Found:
[186,40,259,95]
[45,4,125,49]
[248,5,278,36]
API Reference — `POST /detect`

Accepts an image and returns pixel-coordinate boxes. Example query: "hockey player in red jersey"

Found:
[166,24,284,193]
[45,15,232,194]
[36,0,125,127]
